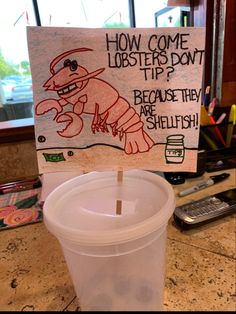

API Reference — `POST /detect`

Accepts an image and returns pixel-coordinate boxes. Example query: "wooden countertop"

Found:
[0,168,235,311]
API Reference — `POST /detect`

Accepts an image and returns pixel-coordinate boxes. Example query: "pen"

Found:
[204,86,210,108]
[200,105,212,126]
[208,115,226,147]
[208,97,217,116]
[178,172,230,197]
[216,112,226,124]
[0,178,41,195]
[200,128,218,150]
[226,104,236,147]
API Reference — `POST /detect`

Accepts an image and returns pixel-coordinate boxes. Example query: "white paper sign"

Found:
[27,26,205,173]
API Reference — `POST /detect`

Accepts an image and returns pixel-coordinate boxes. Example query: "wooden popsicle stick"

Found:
[116,199,122,215]
[117,170,123,183]
[116,170,123,215]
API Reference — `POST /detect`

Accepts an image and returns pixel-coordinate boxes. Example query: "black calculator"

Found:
[173,188,236,229]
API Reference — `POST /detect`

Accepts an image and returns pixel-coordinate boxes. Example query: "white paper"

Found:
[27,26,205,173]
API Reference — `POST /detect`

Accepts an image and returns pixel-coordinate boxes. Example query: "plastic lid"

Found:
[43,170,175,246]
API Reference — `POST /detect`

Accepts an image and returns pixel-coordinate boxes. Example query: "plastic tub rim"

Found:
[43,169,175,246]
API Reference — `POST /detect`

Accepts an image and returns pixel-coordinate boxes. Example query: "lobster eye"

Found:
[64,59,71,67]
[70,60,78,71]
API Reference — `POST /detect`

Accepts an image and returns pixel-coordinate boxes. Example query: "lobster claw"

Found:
[56,112,83,138]
[35,99,63,120]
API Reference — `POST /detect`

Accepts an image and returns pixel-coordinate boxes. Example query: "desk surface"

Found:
[0,169,235,311]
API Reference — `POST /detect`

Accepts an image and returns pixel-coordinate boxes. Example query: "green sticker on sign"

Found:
[43,152,66,162]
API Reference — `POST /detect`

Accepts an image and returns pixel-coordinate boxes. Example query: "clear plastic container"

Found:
[43,169,175,311]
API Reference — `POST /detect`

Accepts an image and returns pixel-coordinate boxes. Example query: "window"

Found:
[0,0,132,129]
[0,0,193,142]
[154,6,190,27]
[0,0,36,122]
[37,0,130,28]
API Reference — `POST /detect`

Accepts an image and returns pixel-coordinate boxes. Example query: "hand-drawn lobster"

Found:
[35,48,154,154]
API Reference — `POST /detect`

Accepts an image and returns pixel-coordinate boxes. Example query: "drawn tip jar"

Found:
[165,134,185,164]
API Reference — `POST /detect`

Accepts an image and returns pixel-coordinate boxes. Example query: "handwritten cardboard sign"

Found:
[27,26,205,173]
